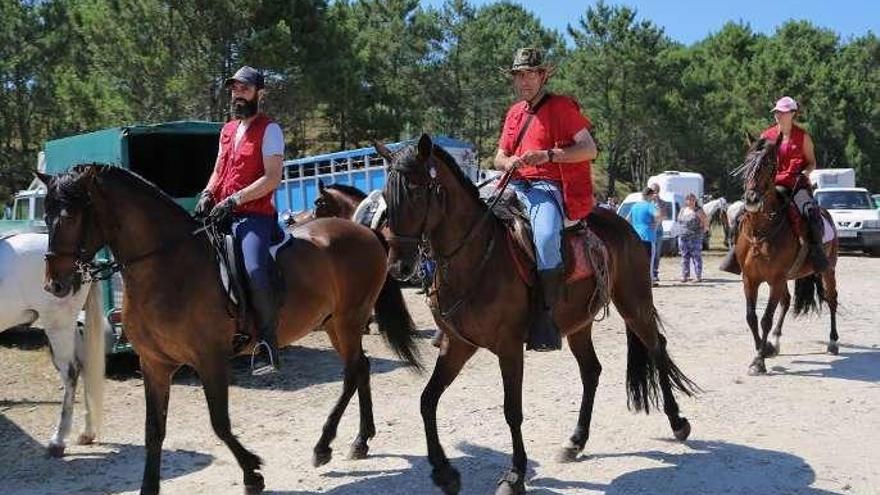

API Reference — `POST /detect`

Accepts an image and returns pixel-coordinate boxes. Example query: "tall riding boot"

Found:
[250,287,281,375]
[719,214,742,275]
[807,209,830,273]
[527,268,563,352]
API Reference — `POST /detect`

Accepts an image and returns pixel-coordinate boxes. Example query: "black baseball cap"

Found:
[224,66,264,89]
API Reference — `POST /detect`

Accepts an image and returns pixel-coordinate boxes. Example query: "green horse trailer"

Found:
[37,121,222,353]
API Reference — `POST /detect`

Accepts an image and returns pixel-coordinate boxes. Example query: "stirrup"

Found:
[251,340,278,376]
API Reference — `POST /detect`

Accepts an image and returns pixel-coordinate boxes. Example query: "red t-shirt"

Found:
[499,94,592,182]
[498,94,595,219]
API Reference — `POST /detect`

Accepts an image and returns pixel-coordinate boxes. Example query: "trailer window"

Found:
[127,132,219,198]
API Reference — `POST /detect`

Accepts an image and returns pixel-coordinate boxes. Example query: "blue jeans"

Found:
[232,214,279,290]
[511,180,564,271]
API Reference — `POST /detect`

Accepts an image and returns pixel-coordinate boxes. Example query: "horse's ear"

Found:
[417,134,432,161]
[35,171,53,187]
[318,179,326,193]
[744,130,756,148]
[373,141,394,163]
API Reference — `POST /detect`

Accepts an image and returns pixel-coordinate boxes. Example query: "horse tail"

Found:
[584,208,698,413]
[369,229,423,371]
[373,272,423,371]
[82,280,105,436]
[794,273,825,316]
[625,311,699,414]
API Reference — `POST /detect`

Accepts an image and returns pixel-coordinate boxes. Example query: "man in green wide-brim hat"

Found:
[494,47,599,351]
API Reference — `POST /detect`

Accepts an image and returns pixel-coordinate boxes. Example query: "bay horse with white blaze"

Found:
[732,137,840,375]
[381,135,697,495]
[39,165,420,495]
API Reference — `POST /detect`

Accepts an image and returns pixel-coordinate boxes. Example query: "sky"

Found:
[421,0,878,45]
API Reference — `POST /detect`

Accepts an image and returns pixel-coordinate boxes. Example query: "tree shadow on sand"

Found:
[1,414,213,495]
[532,439,838,495]
[772,342,880,384]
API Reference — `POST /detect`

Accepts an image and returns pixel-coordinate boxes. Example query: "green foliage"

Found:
[0,0,878,202]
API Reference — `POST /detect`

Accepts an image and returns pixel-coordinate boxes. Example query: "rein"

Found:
[50,221,214,282]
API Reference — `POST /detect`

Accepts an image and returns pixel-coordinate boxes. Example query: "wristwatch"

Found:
[547,149,555,163]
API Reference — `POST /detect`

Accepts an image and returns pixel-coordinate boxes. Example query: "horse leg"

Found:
[46,328,78,457]
[422,336,477,495]
[770,285,791,356]
[558,327,601,462]
[349,352,375,460]
[750,283,781,375]
[495,347,527,495]
[139,357,176,495]
[743,276,762,353]
[823,268,840,355]
[199,358,264,494]
[312,318,368,467]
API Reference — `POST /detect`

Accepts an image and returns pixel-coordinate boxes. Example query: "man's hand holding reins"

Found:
[194,190,215,219]
[208,193,240,223]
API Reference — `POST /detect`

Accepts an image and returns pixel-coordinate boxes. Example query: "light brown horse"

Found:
[733,137,840,375]
[380,135,697,495]
[39,165,421,495]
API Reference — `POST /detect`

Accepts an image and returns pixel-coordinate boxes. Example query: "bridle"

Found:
[732,143,788,244]
[45,192,213,283]
[387,154,514,318]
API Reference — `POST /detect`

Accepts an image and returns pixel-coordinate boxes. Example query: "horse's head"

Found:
[737,134,781,213]
[381,134,446,280]
[37,166,105,298]
[314,180,345,219]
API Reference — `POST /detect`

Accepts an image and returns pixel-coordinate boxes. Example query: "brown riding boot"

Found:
[527,268,563,352]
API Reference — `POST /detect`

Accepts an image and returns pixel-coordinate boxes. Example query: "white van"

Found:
[618,171,705,255]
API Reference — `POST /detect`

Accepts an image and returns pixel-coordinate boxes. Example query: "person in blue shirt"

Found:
[628,188,662,283]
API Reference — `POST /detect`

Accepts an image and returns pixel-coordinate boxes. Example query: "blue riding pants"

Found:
[232,214,278,290]
[511,180,564,271]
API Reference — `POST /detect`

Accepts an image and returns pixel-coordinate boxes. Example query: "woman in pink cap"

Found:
[720,96,829,273]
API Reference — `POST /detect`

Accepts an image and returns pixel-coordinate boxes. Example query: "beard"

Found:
[232,96,259,119]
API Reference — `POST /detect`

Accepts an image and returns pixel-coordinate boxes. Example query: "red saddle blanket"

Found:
[505,225,602,287]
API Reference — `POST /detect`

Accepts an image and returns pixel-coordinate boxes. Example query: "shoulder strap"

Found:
[511,93,551,153]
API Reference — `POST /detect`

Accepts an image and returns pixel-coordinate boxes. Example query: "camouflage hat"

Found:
[502,47,554,75]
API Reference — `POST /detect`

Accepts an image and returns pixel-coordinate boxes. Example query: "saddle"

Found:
[353,190,387,228]
[485,185,610,305]
[774,189,837,278]
[206,218,289,352]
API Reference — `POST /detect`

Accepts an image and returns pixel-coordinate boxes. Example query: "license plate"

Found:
[838,230,857,238]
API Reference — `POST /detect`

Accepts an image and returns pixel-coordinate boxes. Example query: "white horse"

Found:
[727,199,745,232]
[703,197,730,248]
[0,232,104,457]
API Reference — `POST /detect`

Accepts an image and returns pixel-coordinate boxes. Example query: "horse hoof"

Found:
[348,443,369,460]
[244,471,265,495]
[763,343,779,358]
[557,445,582,463]
[827,342,839,355]
[47,443,65,458]
[312,448,332,468]
[748,364,766,375]
[495,470,526,495]
[77,433,95,445]
[673,419,692,441]
[431,465,461,495]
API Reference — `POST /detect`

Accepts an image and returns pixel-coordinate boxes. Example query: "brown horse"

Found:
[380,135,697,495]
[314,180,368,220]
[39,165,421,495]
[733,137,840,375]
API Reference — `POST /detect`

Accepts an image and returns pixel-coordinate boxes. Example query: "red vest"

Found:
[761,124,808,190]
[500,95,594,220]
[211,114,276,216]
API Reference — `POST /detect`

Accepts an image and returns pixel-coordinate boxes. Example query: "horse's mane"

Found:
[732,139,776,186]
[431,144,481,201]
[57,164,193,224]
[325,183,367,200]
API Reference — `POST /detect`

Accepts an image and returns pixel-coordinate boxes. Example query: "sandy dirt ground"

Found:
[2,252,879,495]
